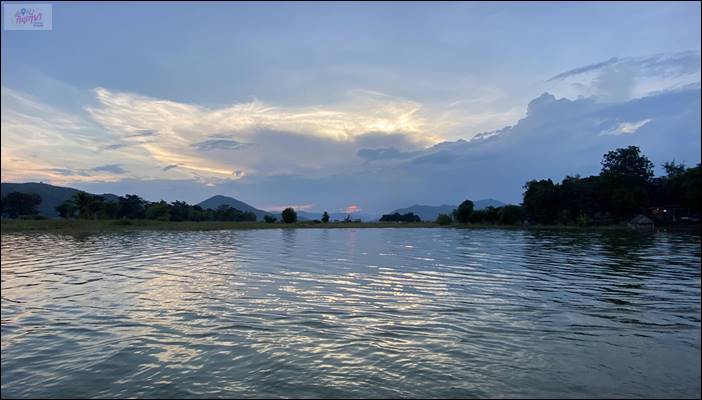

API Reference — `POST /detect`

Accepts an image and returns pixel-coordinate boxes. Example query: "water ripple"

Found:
[1,228,700,398]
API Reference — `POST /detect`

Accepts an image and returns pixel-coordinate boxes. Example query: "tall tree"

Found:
[453,200,475,223]
[601,146,654,183]
[118,194,147,219]
[282,207,297,223]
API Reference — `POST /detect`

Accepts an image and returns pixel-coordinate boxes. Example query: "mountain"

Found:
[389,199,506,221]
[197,195,270,220]
[1,182,120,218]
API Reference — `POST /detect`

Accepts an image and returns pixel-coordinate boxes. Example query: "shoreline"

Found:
[2,219,698,234]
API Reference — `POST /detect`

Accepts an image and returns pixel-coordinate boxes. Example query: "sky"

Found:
[1,1,700,214]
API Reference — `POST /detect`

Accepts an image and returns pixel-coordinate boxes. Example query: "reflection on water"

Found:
[1,228,700,398]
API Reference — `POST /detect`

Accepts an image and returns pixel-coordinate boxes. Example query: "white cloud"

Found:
[600,119,652,136]
[546,52,701,102]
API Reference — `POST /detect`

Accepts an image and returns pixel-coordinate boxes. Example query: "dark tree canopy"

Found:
[379,212,421,222]
[2,192,41,218]
[321,211,330,223]
[453,200,475,223]
[118,194,147,219]
[521,147,700,225]
[282,207,297,223]
[601,146,654,182]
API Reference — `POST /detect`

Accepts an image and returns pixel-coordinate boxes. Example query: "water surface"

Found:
[1,228,700,398]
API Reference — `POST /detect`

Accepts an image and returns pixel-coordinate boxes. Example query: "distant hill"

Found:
[389,199,506,221]
[1,182,119,218]
[197,195,270,220]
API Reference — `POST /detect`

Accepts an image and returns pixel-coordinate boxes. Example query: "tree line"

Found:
[2,146,699,226]
[435,146,700,226]
[1,192,258,222]
[0,192,335,225]
[379,212,421,222]
[521,146,700,225]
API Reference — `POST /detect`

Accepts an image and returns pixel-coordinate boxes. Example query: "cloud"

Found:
[546,52,701,102]
[91,164,127,174]
[125,130,158,138]
[548,52,700,82]
[3,75,700,214]
[263,204,314,212]
[600,119,652,136]
[73,80,700,213]
[357,147,417,161]
[162,163,181,171]
[344,204,361,213]
[193,139,251,151]
[47,168,83,176]
[548,57,621,82]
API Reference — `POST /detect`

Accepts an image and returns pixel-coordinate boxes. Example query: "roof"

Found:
[630,214,654,225]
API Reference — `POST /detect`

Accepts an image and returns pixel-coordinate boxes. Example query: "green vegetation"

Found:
[321,211,330,223]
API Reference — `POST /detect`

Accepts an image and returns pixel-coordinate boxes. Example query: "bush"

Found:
[263,215,277,223]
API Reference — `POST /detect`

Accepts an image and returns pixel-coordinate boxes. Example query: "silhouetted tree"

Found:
[264,215,277,223]
[321,211,330,223]
[118,194,146,219]
[282,207,297,223]
[522,180,559,224]
[379,212,421,222]
[73,192,104,219]
[497,205,525,225]
[453,200,474,223]
[170,200,192,222]
[601,146,654,182]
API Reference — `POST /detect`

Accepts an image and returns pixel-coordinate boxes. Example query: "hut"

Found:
[629,214,654,230]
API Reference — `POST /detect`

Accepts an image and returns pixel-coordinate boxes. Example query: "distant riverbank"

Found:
[3,218,694,234]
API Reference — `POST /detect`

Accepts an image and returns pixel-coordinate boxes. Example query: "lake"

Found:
[1,228,700,398]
